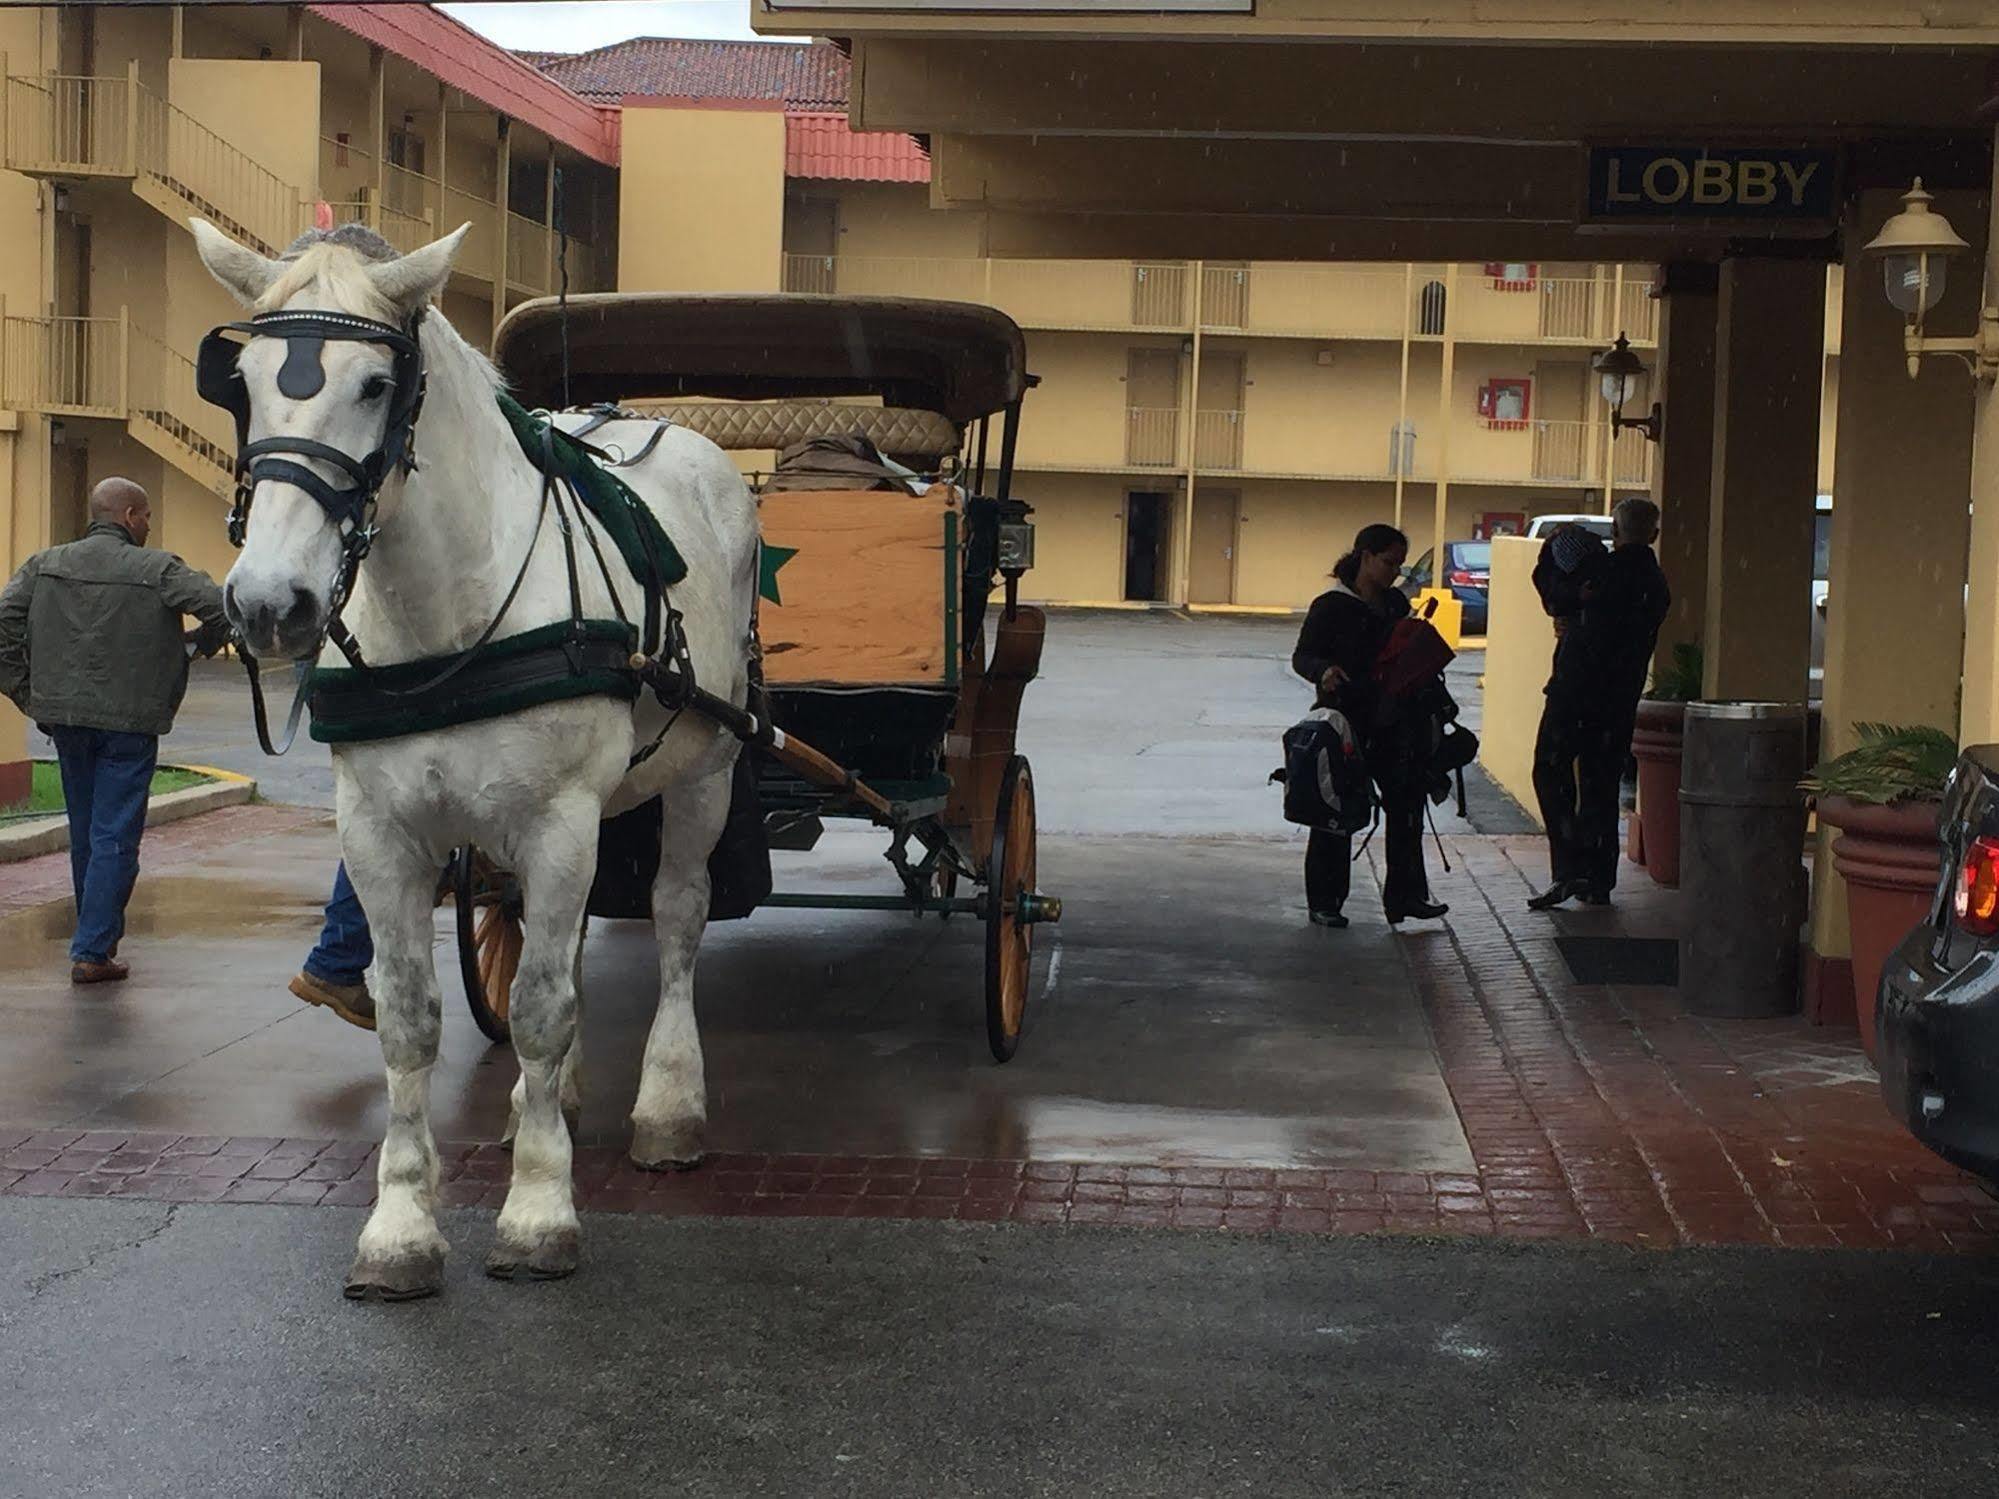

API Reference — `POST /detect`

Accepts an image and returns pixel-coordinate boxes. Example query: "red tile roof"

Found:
[310,5,618,164]
[785,112,930,183]
[528,37,849,108]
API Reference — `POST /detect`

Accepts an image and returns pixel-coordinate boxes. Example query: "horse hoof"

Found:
[343,1245,445,1302]
[486,1226,580,1281]
[630,1121,705,1173]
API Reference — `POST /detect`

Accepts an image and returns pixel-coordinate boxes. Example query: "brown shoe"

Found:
[71,958,130,985]
[289,971,377,1032]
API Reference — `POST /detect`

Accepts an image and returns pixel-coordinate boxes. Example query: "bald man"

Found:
[0,479,228,983]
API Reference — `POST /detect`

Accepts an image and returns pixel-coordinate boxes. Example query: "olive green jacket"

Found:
[0,522,229,736]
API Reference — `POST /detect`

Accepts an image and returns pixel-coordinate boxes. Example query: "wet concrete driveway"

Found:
[1,612,1477,1172]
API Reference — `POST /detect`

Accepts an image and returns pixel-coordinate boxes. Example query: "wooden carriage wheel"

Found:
[984,755,1040,1063]
[452,846,522,1045]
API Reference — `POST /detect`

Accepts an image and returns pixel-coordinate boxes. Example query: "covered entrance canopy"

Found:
[754,0,1999,1042]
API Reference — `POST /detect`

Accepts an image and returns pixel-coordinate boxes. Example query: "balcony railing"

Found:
[0,315,124,416]
[2,74,132,175]
[774,251,1658,345]
[1125,407,1180,467]
[1194,408,1244,470]
[1450,276,1660,345]
[128,327,234,490]
[1515,419,1654,487]
[506,211,551,291]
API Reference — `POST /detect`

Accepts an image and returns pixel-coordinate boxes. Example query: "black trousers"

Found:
[1532,699,1636,894]
[1305,789,1429,917]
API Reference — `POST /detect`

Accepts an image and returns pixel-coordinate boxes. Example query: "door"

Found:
[1530,360,1587,480]
[1188,487,1239,605]
[1125,348,1182,466]
[1123,490,1173,602]
[1195,351,1245,469]
[784,197,838,292]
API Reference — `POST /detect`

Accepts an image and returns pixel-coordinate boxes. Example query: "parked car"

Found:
[1523,512,1615,543]
[1402,540,1490,634]
[1877,747,1999,1184]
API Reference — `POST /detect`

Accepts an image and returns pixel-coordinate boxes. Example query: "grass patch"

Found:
[2,761,212,822]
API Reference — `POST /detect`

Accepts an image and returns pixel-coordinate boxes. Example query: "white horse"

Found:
[192,219,759,1298]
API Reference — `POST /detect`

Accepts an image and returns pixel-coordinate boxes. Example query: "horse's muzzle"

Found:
[224,575,325,661]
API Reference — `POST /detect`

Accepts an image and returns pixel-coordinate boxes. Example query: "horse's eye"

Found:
[360,375,390,401]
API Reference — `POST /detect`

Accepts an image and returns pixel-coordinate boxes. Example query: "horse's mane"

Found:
[255,223,504,401]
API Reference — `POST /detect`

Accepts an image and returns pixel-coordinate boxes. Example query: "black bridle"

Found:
[196,308,428,750]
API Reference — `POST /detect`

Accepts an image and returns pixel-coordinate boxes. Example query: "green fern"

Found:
[1647,642,1703,703]
[1802,722,1958,805]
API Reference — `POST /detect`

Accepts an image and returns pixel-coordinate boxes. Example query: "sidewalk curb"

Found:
[0,765,257,864]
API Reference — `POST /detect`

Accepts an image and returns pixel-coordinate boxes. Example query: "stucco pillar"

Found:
[1651,264,1718,671]
[1703,256,1827,701]
[1805,188,1982,1022]
[1960,135,1999,746]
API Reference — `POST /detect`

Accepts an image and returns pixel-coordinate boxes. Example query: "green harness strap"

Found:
[495,393,688,589]
[307,401,688,745]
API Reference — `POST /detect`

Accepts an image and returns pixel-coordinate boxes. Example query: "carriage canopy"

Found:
[492,293,1032,425]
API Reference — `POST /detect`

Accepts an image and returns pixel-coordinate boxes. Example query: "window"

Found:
[1483,261,1538,291]
[334,131,350,167]
[1418,279,1447,336]
[387,129,425,175]
[1477,377,1532,429]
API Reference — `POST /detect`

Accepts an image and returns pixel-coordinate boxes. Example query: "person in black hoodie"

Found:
[1291,524,1450,929]
[1528,498,1671,909]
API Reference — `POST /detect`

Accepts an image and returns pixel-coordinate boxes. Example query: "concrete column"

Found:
[1805,187,1982,1020]
[1651,264,1717,672]
[1961,135,1999,744]
[1703,256,1827,701]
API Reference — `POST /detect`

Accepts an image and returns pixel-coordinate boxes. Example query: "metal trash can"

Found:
[1679,701,1809,1018]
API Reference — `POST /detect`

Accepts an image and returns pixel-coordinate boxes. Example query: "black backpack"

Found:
[1272,708,1375,835]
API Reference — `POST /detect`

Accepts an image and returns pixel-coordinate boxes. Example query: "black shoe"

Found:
[1528,880,1580,912]
[1578,887,1613,907]
[1309,910,1350,929]
[1386,900,1449,926]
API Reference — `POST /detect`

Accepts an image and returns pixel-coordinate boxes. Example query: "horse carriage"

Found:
[450,293,1061,1062]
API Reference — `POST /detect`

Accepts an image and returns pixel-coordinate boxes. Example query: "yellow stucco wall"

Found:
[1018,473,1132,604]
[1478,535,1554,823]
[618,108,785,292]
[168,59,321,197]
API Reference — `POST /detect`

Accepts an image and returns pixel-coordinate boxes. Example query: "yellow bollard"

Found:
[1416,587,1464,649]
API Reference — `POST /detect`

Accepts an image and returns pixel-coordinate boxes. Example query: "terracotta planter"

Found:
[1631,698,1687,887]
[1817,794,1943,1062]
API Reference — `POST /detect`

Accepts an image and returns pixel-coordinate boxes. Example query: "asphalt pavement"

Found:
[7,1199,1999,1499]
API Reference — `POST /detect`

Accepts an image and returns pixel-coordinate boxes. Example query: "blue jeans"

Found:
[47,726,158,964]
[305,862,373,987]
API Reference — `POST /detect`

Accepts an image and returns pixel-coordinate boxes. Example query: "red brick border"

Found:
[4,1126,1993,1249]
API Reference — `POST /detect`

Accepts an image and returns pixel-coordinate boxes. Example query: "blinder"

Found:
[196,309,427,549]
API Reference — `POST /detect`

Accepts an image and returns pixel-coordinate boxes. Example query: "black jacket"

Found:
[1292,583,1410,722]
[1541,543,1671,710]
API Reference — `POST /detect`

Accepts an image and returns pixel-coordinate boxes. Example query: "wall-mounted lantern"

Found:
[1862,178,1994,381]
[1593,332,1661,443]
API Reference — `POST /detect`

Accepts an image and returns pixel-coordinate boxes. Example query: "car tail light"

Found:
[1955,836,1999,936]
[1448,569,1476,587]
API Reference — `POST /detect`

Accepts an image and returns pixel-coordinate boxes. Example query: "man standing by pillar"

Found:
[0,478,229,983]
[1529,497,1672,910]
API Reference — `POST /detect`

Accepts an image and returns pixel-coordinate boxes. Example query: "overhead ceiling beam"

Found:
[974,207,1820,266]
[848,38,1995,141]
[758,0,1999,48]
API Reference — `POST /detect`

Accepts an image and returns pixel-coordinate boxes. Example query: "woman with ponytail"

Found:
[1290,524,1449,928]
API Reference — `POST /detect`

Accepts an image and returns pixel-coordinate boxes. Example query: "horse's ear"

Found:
[367,224,470,315]
[190,217,282,307]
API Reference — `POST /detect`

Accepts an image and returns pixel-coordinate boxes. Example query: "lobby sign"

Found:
[1583,146,1840,228]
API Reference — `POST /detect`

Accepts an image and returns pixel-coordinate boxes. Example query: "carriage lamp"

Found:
[1593,333,1661,444]
[1863,178,1998,381]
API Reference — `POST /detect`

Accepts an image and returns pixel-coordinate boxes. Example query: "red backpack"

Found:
[1372,597,1456,700]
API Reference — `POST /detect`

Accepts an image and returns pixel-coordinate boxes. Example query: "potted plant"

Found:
[1803,723,1956,1061]
[1631,642,1701,887]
